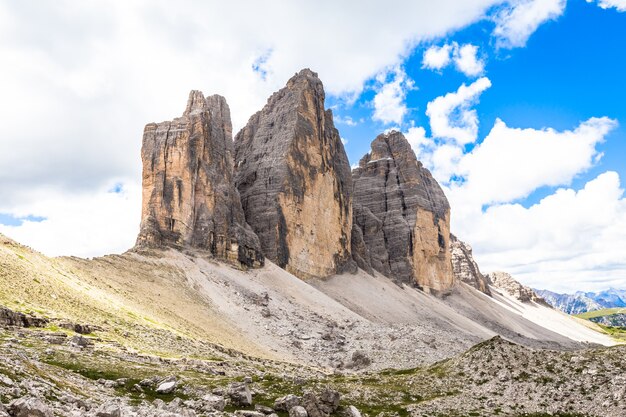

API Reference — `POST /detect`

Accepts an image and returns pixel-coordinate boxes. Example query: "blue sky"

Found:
[0,0,624,292]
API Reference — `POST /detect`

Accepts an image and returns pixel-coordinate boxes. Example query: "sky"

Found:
[0,0,624,293]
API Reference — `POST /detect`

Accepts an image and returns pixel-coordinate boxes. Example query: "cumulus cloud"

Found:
[372,67,415,125]
[425,77,492,145]
[453,117,617,205]
[586,0,626,11]
[424,116,620,292]
[422,44,453,70]
[422,43,485,76]
[458,172,626,292]
[493,0,566,48]
[0,181,141,258]
[0,0,507,256]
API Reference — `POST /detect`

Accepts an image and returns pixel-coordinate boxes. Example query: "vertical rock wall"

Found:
[136,91,263,267]
[234,69,355,279]
[352,131,454,293]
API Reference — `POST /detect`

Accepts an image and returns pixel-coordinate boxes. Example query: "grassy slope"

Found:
[575,308,626,320]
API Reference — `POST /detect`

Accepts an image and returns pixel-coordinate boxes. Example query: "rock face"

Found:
[487,271,546,304]
[234,69,354,279]
[351,131,453,293]
[136,91,263,268]
[450,234,491,295]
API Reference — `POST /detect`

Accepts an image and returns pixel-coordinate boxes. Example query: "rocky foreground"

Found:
[1,318,625,417]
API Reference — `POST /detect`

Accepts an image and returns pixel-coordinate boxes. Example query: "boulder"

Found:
[235,69,355,279]
[94,401,122,417]
[156,379,177,394]
[274,394,301,412]
[228,382,252,406]
[352,131,453,293]
[0,307,47,328]
[288,406,308,417]
[136,90,263,268]
[8,397,53,417]
[202,394,225,411]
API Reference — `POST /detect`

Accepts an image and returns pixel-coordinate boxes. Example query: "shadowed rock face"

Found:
[352,131,453,293]
[450,234,491,295]
[234,69,355,279]
[136,91,263,268]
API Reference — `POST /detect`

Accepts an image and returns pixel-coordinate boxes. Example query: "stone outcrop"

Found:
[486,271,547,304]
[352,131,453,293]
[450,234,491,295]
[234,69,355,279]
[136,91,263,268]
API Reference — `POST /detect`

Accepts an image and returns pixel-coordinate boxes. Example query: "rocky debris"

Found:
[301,388,341,417]
[227,382,252,406]
[288,405,308,417]
[95,401,122,417]
[346,351,371,369]
[352,131,453,293]
[487,271,547,304]
[69,335,93,348]
[7,397,53,417]
[254,404,275,414]
[58,322,99,335]
[0,307,48,328]
[274,394,301,412]
[449,234,491,295]
[155,377,177,394]
[235,411,265,417]
[202,394,225,411]
[136,90,263,268]
[235,69,355,279]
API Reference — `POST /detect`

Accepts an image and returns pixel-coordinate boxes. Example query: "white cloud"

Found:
[0,181,141,258]
[0,0,507,256]
[422,42,485,77]
[425,77,492,145]
[493,0,566,48]
[587,0,626,11]
[426,116,620,292]
[422,44,453,70]
[458,172,626,292]
[372,67,415,125]
[334,115,358,126]
[453,117,617,205]
[454,44,485,76]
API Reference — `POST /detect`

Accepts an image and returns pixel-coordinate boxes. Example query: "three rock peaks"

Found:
[136,69,455,293]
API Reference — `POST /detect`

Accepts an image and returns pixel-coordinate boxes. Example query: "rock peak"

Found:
[136,90,263,268]
[235,68,355,279]
[352,131,453,292]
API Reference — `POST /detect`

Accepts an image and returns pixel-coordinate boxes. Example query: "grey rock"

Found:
[95,401,122,417]
[227,382,252,406]
[156,379,177,394]
[202,394,225,411]
[235,411,265,417]
[288,406,308,417]
[487,272,546,304]
[0,307,47,328]
[136,90,264,268]
[344,405,362,417]
[254,404,275,414]
[352,131,453,293]
[347,350,371,369]
[8,397,53,417]
[274,394,301,412]
[450,234,491,295]
[235,69,355,279]
[69,335,92,348]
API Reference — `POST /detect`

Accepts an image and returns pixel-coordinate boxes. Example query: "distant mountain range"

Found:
[535,288,626,314]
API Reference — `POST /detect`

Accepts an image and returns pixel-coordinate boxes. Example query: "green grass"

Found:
[575,308,626,320]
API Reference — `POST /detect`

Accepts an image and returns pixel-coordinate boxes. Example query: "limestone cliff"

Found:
[234,69,355,279]
[352,131,453,293]
[450,234,491,295]
[487,271,547,304]
[136,91,263,267]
